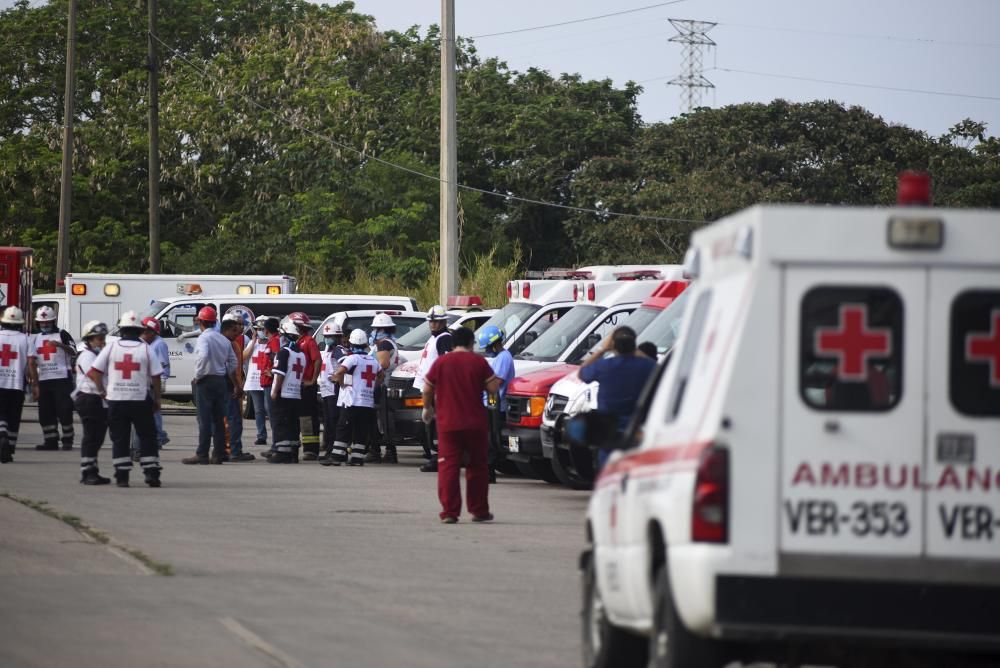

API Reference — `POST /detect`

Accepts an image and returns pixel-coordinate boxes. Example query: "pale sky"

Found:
[3,0,998,137]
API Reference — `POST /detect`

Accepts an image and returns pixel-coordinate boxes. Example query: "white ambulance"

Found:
[579,203,1000,667]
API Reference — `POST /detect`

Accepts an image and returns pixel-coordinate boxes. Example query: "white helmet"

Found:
[322,322,343,336]
[371,313,395,329]
[35,305,57,322]
[426,305,448,321]
[221,313,243,325]
[117,310,142,330]
[279,320,300,337]
[254,315,268,326]
[1,306,25,325]
[81,320,109,340]
[348,328,368,346]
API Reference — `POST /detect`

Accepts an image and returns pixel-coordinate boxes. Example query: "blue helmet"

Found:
[477,325,504,349]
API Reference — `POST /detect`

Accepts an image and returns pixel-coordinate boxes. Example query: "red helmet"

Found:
[197,306,218,322]
[141,317,160,333]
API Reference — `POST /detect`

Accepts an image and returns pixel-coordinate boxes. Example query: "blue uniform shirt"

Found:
[484,349,515,411]
[579,354,656,430]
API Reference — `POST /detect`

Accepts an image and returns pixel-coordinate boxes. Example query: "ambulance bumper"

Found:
[501,425,543,463]
[715,575,1000,651]
[539,422,557,459]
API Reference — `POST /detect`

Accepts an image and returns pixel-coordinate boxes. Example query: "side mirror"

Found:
[565,411,623,451]
[178,330,201,341]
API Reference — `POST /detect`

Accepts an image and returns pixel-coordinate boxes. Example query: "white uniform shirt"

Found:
[0,329,30,391]
[273,344,306,400]
[31,331,74,382]
[318,347,343,398]
[243,339,270,392]
[340,353,380,408]
[412,331,452,392]
[91,338,162,401]
[74,346,103,397]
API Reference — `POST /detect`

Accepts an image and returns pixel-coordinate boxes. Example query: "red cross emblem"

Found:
[114,353,141,380]
[814,304,891,382]
[36,339,58,361]
[291,358,304,379]
[966,309,1000,388]
[360,364,378,388]
[0,344,18,367]
[252,350,269,370]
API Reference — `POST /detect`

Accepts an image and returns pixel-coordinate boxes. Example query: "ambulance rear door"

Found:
[925,270,1000,559]
[781,268,926,557]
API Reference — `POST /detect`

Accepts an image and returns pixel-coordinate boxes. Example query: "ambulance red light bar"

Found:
[897,170,932,206]
[691,445,729,544]
[614,270,662,281]
[543,269,595,280]
[446,295,483,308]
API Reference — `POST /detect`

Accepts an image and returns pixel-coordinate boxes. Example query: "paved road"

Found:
[0,406,589,668]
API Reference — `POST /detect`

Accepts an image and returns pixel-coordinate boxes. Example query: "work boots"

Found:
[0,437,12,464]
[382,445,398,464]
[81,469,111,486]
[144,469,162,488]
[365,443,383,464]
[115,470,130,488]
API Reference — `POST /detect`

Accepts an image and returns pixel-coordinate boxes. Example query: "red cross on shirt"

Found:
[0,344,18,367]
[966,309,1000,388]
[114,353,141,380]
[360,364,378,388]
[252,350,269,370]
[814,304,891,382]
[291,358,304,379]
[36,339,58,361]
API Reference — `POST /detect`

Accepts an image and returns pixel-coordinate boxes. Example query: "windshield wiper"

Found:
[517,351,535,359]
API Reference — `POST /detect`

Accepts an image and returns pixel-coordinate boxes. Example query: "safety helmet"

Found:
[322,322,343,337]
[348,328,368,346]
[221,313,242,324]
[35,305,57,322]
[254,314,268,326]
[288,311,310,326]
[279,320,300,337]
[197,306,218,322]
[117,310,142,330]
[371,313,395,329]
[477,325,504,349]
[82,320,109,340]
[141,317,160,333]
[1,306,25,325]
[426,305,448,321]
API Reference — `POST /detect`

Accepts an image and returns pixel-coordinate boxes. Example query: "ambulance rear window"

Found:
[950,290,1000,417]
[800,287,903,412]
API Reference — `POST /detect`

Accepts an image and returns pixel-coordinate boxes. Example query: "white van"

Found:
[148,293,416,397]
[580,204,1000,668]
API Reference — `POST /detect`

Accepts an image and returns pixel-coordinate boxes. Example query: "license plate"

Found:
[388,388,402,398]
[507,436,519,453]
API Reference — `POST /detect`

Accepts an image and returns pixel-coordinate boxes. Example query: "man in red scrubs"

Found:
[421,326,501,524]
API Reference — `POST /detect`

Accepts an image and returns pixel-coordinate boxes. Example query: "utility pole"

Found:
[667,19,717,113]
[439,0,459,305]
[56,0,77,285]
[147,0,161,273]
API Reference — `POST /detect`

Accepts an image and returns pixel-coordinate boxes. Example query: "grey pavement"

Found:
[0,405,588,668]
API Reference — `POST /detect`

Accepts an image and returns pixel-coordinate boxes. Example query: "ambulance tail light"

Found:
[506,282,513,299]
[691,445,729,544]
[403,397,424,408]
[522,281,531,299]
[266,285,281,295]
[573,283,579,301]
[586,283,596,301]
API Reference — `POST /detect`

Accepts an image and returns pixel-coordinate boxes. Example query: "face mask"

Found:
[256,329,266,339]
[39,324,55,333]
[90,344,103,353]
[324,337,336,346]
[351,345,367,354]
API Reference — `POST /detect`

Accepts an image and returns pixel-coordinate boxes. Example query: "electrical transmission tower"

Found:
[667,19,717,113]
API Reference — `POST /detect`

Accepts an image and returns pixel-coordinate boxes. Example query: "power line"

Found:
[151,33,706,226]
[468,0,688,39]
[719,21,1000,50]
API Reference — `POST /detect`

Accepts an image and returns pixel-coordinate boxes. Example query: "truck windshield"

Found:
[619,306,660,340]
[516,305,603,362]
[144,300,169,318]
[396,314,459,351]
[472,302,540,352]
[637,289,691,355]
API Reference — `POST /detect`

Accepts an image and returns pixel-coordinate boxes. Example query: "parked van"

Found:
[148,293,416,397]
[580,202,1000,668]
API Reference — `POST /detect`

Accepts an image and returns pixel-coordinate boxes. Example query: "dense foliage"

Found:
[1,0,997,292]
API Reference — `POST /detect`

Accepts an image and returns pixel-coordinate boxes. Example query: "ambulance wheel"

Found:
[649,567,726,668]
[551,447,592,490]
[581,551,647,668]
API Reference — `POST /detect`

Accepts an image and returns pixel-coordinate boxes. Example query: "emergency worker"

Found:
[75,320,110,485]
[269,320,306,463]
[323,329,381,467]
[368,312,400,464]
[29,305,76,450]
[221,314,252,461]
[289,312,321,460]
[259,317,281,454]
[0,306,35,463]
[411,305,454,473]
[130,317,170,458]
[478,325,514,484]
[184,306,237,465]
[87,311,164,488]
[243,315,271,447]
[317,322,348,463]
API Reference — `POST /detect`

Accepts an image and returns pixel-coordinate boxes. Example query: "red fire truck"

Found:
[0,247,33,331]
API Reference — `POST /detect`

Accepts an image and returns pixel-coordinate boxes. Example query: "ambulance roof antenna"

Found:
[667,19,717,114]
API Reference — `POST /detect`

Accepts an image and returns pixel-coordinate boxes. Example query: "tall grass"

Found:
[303,245,521,310]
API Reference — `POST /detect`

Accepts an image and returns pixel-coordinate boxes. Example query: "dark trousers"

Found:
[272,395,301,454]
[194,375,227,457]
[437,428,490,520]
[108,399,159,472]
[299,385,320,454]
[75,393,107,472]
[332,406,375,464]
[0,387,25,450]
[487,408,506,473]
[38,378,75,447]
[321,395,340,452]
